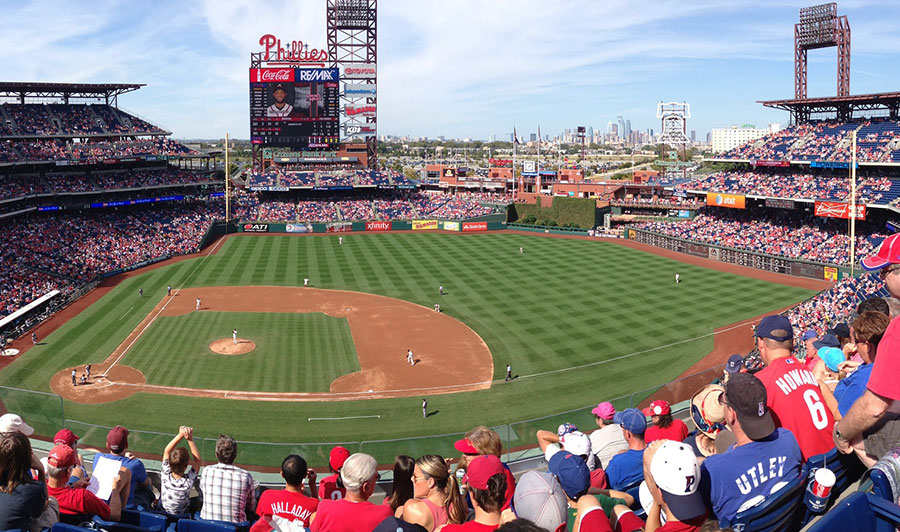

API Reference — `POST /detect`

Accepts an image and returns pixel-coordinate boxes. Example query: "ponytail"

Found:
[416,455,467,525]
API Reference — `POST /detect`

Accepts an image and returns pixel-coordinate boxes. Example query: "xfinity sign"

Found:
[296,68,339,82]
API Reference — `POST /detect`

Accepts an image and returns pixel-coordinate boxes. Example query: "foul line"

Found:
[308,415,381,421]
[103,237,226,377]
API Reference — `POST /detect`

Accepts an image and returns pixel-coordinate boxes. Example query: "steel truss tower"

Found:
[795,3,850,101]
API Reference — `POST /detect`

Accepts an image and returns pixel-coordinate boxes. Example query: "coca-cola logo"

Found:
[262,69,291,81]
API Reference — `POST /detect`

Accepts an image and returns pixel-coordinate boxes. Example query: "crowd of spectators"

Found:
[632,208,886,266]
[786,272,887,336]
[455,191,514,204]
[0,201,220,317]
[717,118,900,163]
[610,195,702,208]
[373,198,417,219]
[335,199,375,221]
[246,169,411,189]
[0,103,165,137]
[0,138,197,163]
[411,193,498,219]
[677,171,900,205]
[0,168,214,199]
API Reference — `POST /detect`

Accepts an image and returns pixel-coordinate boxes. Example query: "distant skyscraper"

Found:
[690,130,696,143]
[489,133,496,142]
[617,116,625,139]
[625,119,632,138]
[607,121,615,135]
[530,133,537,142]
[587,126,594,140]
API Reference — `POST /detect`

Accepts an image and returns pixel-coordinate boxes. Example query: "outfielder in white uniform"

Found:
[439,285,444,295]
[304,278,309,286]
[338,236,343,245]
[675,273,680,284]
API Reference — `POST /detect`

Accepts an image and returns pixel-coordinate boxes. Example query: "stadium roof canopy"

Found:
[759,91,900,123]
[0,82,144,103]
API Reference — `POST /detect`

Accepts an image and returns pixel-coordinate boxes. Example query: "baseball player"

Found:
[338,236,343,245]
[434,303,440,312]
[233,328,238,345]
[422,398,428,419]
[505,364,512,382]
[304,278,309,287]
[196,297,201,310]
[71,368,77,386]
[167,285,172,296]
[32,332,37,345]
[266,84,294,117]
[519,247,523,254]
[439,285,444,295]
[80,374,87,385]
[139,287,143,297]
[407,349,415,366]
[675,273,680,284]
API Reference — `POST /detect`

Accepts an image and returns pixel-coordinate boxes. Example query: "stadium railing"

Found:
[0,385,65,436]
[506,223,589,235]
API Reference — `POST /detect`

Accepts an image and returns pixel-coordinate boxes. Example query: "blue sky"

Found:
[3,0,899,140]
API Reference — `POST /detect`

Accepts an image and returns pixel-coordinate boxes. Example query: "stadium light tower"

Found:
[327,0,378,168]
[656,102,691,147]
[795,2,850,99]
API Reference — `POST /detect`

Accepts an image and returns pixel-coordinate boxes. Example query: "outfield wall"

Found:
[236,219,507,234]
[628,228,850,281]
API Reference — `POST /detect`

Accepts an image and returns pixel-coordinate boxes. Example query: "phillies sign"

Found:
[345,105,376,116]
[259,34,328,63]
[251,68,295,82]
[814,201,866,220]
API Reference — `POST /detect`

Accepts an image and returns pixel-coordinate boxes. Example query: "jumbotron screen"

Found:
[249,68,340,149]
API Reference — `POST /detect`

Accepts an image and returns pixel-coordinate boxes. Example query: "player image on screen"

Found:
[266,84,294,118]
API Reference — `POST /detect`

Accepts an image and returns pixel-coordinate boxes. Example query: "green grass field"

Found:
[0,233,817,466]
[122,312,359,393]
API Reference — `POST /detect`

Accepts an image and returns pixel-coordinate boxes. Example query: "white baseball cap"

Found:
[0,413,34,436]
[649,441,705,521]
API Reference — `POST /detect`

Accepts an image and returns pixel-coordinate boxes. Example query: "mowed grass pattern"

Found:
[121,312,358,392]
[0,233,817,451]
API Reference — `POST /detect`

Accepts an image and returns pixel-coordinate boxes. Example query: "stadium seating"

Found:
[729,474,805,532]
[800,448,865,525]
[805,492,900,532]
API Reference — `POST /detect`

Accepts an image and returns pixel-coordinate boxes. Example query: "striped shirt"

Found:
[199,463,256,522]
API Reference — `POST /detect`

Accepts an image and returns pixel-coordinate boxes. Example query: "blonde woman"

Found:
[399,455,466,531]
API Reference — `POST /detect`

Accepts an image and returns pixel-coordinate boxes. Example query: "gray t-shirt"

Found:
[589,423,629,469]
[160,459,198,515]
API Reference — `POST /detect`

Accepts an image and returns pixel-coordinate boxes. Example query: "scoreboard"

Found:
[249,68,340,149]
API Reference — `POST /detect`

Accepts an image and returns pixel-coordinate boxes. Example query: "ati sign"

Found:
[243,223,269,233]
[344,105,376,116]
[814,201,866,220]
[258,34,328,63]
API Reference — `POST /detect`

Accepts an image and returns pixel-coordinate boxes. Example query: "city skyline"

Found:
[3,1,900,140]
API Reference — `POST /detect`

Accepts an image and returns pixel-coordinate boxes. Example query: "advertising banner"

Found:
[326,222,353,233]
[706,192,745,209]
[285,223,313,233]
[243,223,269,233]
[811,160,857,169]
[750,160,790,167]
[412,220,438,231]
[443,221,460,231]
[250,68,295,82]
[462,221,488,232]
[824,267,839,282]
[814,201,866,220]
[765,198,796,210]
[342,64,376,79]
[344,105,376,117]
[344,83,376,96]
[442,168,457,178]
[365,221,391,232]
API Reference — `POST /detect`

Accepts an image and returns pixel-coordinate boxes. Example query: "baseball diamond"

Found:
[0,231,817,466]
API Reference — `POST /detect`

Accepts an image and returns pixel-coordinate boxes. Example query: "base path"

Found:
[50,287,493,403]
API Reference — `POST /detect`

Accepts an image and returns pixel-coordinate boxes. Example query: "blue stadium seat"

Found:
[91,516,155,532]
[800,447,864,525]
[175,521,238,532]
[52,525,92,532]
[806,492,900,532]
[862,468,894,503]
[729,474,805,532]
[120,510,167,532]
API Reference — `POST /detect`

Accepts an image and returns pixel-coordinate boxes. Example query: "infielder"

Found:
[233,328,238,345]
[32,332,37,345]
[167,285,172,296]
[505,364,512,382]
[422,398,428,419]
[434,304,440,312]
[675,273,680,284]
[439,285,444,295]
[519,247,523,254]
[139,287,143,297]
[85,364,91,379]
[196,297,201,310]
[407,349,415,366]
[71,368,77,386]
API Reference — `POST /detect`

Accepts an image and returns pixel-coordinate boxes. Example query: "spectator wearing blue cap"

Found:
[831,311,889,420]
[754,314,836,461]
[605,408,647,490]
[547,452,635,532]
[810,347,845,392]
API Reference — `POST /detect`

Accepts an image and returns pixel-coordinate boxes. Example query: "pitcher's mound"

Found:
[210,338,256,355]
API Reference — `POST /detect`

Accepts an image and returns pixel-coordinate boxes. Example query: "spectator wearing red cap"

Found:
[835,234,900,461]
[92,425,152,508]
[753,315,835,461]
[47,443,130,522]
[318,446,350,500]
[589,402,628,470]
[310,452,390,532]
[453,426,516,511]
[643,401,689,444]
[441,455,507,531]
[40,429,86,486]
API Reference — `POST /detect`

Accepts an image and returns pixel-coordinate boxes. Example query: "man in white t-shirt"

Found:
[588,401,629,469]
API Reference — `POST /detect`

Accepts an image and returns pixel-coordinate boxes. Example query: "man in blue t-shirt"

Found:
[605,408,647,489]
[700,373,802,529]
[834,311,889,416]
[92,426,153,508]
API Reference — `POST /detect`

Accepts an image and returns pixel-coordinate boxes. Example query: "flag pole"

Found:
[512,126,517,202]
[850,130,857,277]
[225,132,230,224]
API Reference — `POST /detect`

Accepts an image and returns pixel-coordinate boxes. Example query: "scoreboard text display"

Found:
[250,68,340,149]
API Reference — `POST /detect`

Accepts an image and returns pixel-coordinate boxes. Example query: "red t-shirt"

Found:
[250,489,318,532]
[869,316,900,401]
[310,498,391,532]
[317,474,346,501]
[645,419,691,443]
[439,521,499,532]
[589,468,608,490]
[48,485,110,519]
[756,356,835,461]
